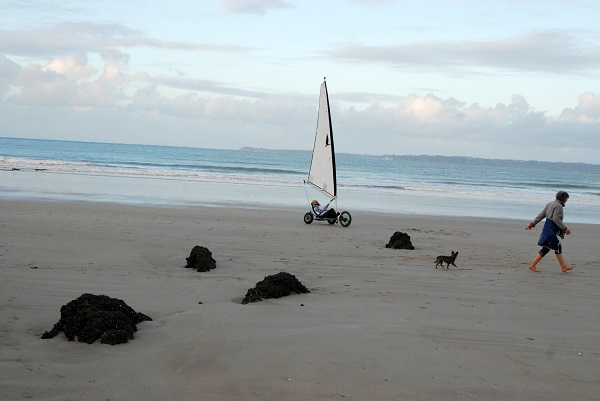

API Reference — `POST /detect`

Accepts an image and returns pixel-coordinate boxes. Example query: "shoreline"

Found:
[5,196,600,228]
[3,170,600,224]
[1,199,599,400]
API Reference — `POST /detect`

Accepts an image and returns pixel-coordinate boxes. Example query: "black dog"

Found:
[435,251,458,269]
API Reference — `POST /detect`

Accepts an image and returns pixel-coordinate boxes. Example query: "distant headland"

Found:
[239,147,310,154]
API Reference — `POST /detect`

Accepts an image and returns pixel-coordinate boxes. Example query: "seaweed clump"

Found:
[185,245,217,272]
[385,231,415,250]
[242,272,309,304]
[41,293,152,345]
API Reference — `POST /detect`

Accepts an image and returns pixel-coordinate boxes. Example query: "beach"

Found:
[1,199,599,401]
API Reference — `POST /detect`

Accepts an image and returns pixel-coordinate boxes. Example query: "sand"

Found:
[1,199,599,400]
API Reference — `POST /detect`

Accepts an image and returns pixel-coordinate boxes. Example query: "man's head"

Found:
[556,191,570,203]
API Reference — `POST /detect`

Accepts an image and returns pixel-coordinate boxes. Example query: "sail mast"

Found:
[324,78,337,199]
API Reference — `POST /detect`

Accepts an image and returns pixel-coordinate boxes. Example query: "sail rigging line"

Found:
[303,181,334,216]
[304,180,335,199]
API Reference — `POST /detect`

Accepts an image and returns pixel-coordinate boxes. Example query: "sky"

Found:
[1,0,599,164]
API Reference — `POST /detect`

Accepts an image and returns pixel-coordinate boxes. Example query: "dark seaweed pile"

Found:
[385,231,415,250]
[242,271,309,304]
[41,293,152,345]
[185,245,217,272]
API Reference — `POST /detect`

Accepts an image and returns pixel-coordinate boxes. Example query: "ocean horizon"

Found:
[2,137,600,224]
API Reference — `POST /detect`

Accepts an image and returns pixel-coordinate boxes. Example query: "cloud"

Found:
[3,49,267,109]
[8,50,132,107]
[332,91,600,162]
[559,92,600,123]
[346,0,393,4]
[99,50,129,82]
[4,47,598,163]
[41,52,96,80]
[151,76,269,99]
[0,23,138,56]
[218,0,293,15]
[0,53,21,93]
[0,23,250,57]
[329,31,600,75]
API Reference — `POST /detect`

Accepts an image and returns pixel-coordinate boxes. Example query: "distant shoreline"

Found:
[3,137,598,168]
[239,146,600,170]
[238,146,311,154]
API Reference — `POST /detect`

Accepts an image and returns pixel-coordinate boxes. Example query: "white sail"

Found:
[307,80,336,199]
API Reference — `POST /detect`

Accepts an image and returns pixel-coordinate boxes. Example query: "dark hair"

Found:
[556,191,569,202]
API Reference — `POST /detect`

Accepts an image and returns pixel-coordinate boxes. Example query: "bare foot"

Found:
[561,265,574,272]
[529,265,541,272]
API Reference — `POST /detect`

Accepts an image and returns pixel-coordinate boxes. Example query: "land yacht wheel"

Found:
[304,212,314,224]
[339,211,351,227]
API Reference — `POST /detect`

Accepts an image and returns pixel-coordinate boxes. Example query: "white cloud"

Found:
[2,72,599,163]
[41,52,96,80]
[8,50,132,107]
[346,0,392,4]
[2,47,598,164]
[335,92,599,161]
[559,92,600,123]
[99,50,129,83]
[402,94,464,122]
[329,31,600,75]
[218,0,293,15]
[0,23,250,58]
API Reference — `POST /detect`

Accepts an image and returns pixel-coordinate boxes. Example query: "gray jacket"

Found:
[530,199,568,232]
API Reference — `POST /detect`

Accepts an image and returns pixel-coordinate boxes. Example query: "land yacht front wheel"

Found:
[339,211,351,227]
[304,212,314,224]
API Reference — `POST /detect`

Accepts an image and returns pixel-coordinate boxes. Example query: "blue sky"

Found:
[1,0,599,163]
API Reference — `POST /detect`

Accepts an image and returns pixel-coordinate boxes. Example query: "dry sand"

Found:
[1,199,599,400]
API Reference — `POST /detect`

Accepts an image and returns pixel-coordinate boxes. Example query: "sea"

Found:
[2,137,600,224]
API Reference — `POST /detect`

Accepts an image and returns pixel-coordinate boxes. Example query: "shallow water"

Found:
[2,137,599,224]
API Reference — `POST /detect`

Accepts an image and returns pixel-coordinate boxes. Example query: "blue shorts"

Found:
[538,218,562,255]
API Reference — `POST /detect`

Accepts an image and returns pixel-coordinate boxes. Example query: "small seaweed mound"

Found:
[242,272,309,304]
[41,293,152,345]
[385,231,415,250]
[185,245,217,272]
